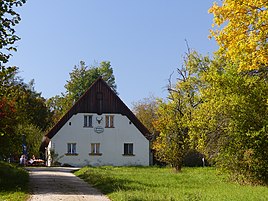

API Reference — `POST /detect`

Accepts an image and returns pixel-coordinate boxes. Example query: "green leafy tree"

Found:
[0,0,26,65]
[0,70,53,158]
[153,51,207,172]
[48,60,117,123]
[46,95,67,124]
[190,58,268,184]
[12,80,53,131]
[15,123,43,157]
[65,61,117,102]
[153,100,190,172]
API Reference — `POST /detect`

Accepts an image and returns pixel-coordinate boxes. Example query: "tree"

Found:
[209,0,268,71]
[15,123,43,157]
[65,60,117,102]
[48,60,117,123]
[153,51,207,172]
[12,80,53,131]
[0,0,26,65]
[132,95,158,135]
[153,100,190,172]
[207,0,268,183]
[0,70,53,158]
[0,0,27,158]
[190,58,268,184]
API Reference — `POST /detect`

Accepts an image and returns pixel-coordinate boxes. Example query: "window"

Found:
[84,115,92,127]
[90,143,101,155]
[67,143,77,155]
[105,115,114,128]
[123,143,134,155]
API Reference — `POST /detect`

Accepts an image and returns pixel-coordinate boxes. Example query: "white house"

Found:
[40,77,151,167]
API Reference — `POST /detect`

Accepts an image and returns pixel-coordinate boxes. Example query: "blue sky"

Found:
[9,0,219,108]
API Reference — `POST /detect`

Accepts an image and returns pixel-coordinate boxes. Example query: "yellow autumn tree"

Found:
[209,0,268,71]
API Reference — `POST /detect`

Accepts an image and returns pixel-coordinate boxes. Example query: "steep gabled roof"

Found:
[40,77,151,151]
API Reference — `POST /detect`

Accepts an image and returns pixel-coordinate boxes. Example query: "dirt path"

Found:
[26,167,110,201]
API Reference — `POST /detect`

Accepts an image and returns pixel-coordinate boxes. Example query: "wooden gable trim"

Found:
[40,77,151,151]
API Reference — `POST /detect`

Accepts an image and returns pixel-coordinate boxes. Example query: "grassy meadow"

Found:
[75,166,268,201]
[0,161,29,201]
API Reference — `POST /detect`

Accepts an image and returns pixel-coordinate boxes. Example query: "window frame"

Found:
[123,143,134,156]
[105,115,114,128]
[84,115,93,128]
[89,143,102,156]
[66,143,78,155]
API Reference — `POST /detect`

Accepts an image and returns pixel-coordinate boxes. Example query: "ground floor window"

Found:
[67,143,77,154]
[123,143,134,155]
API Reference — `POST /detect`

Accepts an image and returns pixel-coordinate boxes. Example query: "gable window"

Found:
[105,115,114,128]
[123,143,134,156]
[89,143,102,155]
[67,143,77,155]
[84,115,92,127]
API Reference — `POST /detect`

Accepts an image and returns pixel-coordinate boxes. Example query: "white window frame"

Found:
[90,143,101,155]
[84,115,93,127]
[67,143,77,155]
[105,115,114,128]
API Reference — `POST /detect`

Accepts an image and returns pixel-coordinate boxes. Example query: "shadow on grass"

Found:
[0,162,29,194]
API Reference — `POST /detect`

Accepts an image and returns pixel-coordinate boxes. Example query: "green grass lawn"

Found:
[0,161,29,201]
[75,166,268,201]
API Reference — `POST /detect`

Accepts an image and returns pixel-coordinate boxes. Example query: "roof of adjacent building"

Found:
[40,77,151,152]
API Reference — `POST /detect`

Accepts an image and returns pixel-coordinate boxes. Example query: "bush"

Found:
[183,149,206,167]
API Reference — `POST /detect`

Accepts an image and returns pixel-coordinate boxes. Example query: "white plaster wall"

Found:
[48,113,150,167]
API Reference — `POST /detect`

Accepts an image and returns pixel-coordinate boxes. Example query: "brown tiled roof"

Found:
[40,77,151,152]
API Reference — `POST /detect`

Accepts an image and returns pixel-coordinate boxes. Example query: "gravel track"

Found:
[26,167,110,201]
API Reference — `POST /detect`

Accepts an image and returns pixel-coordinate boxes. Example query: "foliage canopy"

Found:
[0,0,26,65]
[47,61,117,124]
[209,0,268,71]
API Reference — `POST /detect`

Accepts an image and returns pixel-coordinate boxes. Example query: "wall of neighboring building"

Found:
[47,113,150,167]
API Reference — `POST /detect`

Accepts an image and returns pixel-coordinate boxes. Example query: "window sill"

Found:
[89,153,102,156]
[122,154,135,156]
[65,153,79,156]
[83,126,93,128]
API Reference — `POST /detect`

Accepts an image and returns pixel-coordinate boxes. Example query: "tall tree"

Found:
[0,71,53,158]
[65,61,117,103]
[0,0,26,65]
[153,51,207,172]
[47,60,117,123]
[12,80,53,131]
[190,58,268,184]
[209,0,268,71]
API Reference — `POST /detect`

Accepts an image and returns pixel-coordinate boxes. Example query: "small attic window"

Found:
[69,122,71,126]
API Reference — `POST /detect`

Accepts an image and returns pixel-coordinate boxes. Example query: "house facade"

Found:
[40,77,151,167]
